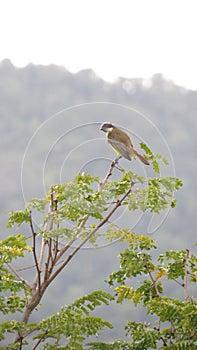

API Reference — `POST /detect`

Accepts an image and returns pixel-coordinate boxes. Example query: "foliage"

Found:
[0,292,113,349]
[0,155,185,348]
[0,235,31,315]
[140,143,169,174]
[89,231,197,349]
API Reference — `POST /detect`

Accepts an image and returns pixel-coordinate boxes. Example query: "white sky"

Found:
[0,0,197,90]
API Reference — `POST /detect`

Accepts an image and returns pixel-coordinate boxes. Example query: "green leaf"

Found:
[7,209,31,228]
[125,321,160,348]
[34,291,113,346]
[152,160,160,174]
[140,143,170,174]
[140,143,153,156]
[25,198,48,212]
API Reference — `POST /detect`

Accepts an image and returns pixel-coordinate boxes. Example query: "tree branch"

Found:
[32,330,48,350]
[29,212,41,293]
[170,321,179,340]
[53,157,121,265]
[100,156,121,190]
[183,248,189,299]
[53,214,89,265]
[143,256,160,297]
[32,187,55,290]
[46,187,132,287]
[154,327,168,347]
[6,263,31,289]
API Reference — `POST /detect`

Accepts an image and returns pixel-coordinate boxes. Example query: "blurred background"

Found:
[0,0,196,342]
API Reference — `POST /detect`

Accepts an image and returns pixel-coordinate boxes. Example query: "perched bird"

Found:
[100,122,149,165]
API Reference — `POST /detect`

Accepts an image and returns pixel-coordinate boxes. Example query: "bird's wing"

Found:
[108,138,132,160]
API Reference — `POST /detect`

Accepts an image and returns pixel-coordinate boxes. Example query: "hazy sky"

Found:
[0,0,196,90]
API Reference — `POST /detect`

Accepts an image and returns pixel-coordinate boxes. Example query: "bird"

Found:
[100,122,149,165]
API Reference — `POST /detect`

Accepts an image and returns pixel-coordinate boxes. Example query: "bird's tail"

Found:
[134,149,150,165]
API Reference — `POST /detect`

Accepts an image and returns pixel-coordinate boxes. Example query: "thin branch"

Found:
[100,156,121,190]
[154,327,168,347]
[29,212,41,292]
[43,238,53,282]
[52,237,59,263]
[16,264,36,271]
[32,186,55,289]
[51,198,59,264]
[170,321,179,340]
[6,263,31,289]
[39,188,57,283]
[183,248,190,299]
[143,257,160,297]
[172,279,184,287]
[54,214,89,265]
[45,186,55,231]
[32,330,48,350]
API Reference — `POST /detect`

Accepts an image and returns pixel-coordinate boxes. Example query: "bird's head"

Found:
[100,122,114,133]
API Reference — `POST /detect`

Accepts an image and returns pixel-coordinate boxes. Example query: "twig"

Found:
[29,212,41,293]
[44,238,53,282]
[6,263,31,289]
[52,237,59,263]
[51,198,59,264]
[16,265,36,271]
[143,256,160,297]
[172,279,184,287]
[100,157,121,190]
[54,214,89,264]
[32,186,55,289]
[32,330,48,350]
[170,321,179,340]
[183,248,189,299]
[153,327,168,347]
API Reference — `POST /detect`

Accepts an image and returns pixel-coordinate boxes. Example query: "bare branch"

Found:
[54,214,89,264]
[32,186,55,289]
[173,279,184,287]
[29,212,41,292]
[6,263,31,289]
[100,157,121,190]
